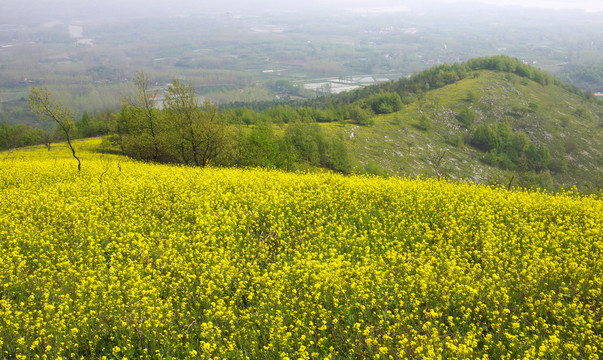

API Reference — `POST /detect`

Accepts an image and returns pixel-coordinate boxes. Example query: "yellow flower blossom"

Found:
[0,139,601,359]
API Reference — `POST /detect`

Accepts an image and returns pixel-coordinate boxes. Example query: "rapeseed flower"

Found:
[0,139,601,359]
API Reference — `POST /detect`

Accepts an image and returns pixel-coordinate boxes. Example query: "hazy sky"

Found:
[7,0,603,11]
[2,0,602,23]
[478,0,603,12]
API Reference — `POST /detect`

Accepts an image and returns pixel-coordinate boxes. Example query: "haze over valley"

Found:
[1,0,602,119]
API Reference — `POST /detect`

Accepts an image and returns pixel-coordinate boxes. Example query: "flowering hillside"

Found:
[0,141,601,359]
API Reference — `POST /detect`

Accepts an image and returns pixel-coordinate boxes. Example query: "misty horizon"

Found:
[2,0,603,23]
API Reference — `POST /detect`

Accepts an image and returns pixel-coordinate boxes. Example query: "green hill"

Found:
[307,58,603,192]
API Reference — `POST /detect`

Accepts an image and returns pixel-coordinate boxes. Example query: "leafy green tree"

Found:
[366,92,403,114]
[28,87,81,171]
[523,143,551,172]
[483,149,500,167]
[511,131,530,154]
[495,122,513,150]
[165,80,232,167]
[241,107,258,126]
[0,121,18,150]
[119,71,165,161]
[457,106,477,128]
[237,122,282,168]
[348,104,373,126]
[263,105,300,124]
[75,111,109,138]
[284,121,320,165]
[417,113,433,131]
[326,136,351,173]
[76,111,92,137]
[75,109,115,138]
[164,80,204,166]
[471,124,498,151]
[279,121,349,172]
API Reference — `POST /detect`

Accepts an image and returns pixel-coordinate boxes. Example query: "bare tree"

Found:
[28,87,81,171]
[428,149,448,180]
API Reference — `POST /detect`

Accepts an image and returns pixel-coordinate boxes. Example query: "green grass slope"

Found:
[326,70,603,191]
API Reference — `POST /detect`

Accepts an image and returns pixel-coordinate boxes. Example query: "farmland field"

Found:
[0,139,602,359]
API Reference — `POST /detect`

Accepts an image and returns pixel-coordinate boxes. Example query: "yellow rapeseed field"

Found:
[0,139,601,359]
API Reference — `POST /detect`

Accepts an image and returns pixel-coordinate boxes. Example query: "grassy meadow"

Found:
[0,139,602,359]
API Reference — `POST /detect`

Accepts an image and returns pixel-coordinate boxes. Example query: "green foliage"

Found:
[560,63,603,93]
[1,105,112,151]
[523,143,551,172]
[282,121,351,172]
[456,106,477,128]
[284,121,321,164]
[262,105,301,124]
[226,107,265,126]
[0,122,44,150]
[237,122,287,169]
[348,104,374,126]
[95,72,352,173]
[297,106,342,123]
[417,113,433,131]
[75,111,111,138]
[327,135,351,173]
[390,113,403,125]
[114,75,235,166]
[516,170,554,189]
[471,121,553,173]
[445,133,465,148]
[483,149,500,167]
[361,160,388,177]
[466,56,553,85]
[472,124,499,151]
[115,105,169,162]
[574,107,595,122]
[165,80,232,167]
[116,71,167,162]
[548,155,569,174]
[364,92,403,115]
